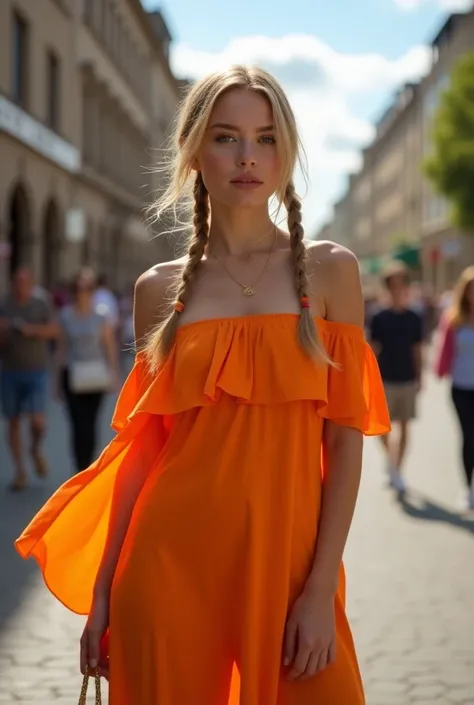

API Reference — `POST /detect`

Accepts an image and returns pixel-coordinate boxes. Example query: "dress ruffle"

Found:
[15,315,390,614]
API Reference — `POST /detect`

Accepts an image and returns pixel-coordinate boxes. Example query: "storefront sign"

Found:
[65,208,86,243]
[0,95,81,173]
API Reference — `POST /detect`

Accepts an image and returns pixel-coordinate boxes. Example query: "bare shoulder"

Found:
[306,240,363,326]
[135,257,186,296]
[134,258,185,343]
[306,239,359,270]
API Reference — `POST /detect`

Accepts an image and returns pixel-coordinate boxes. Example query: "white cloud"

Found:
[394,0,472,10]
[170,35,431,234]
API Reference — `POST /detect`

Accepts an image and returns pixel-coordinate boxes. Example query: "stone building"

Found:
[0,0,181,298]
[316,10,474,292]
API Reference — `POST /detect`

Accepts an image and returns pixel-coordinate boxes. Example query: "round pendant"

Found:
[243,286,255,297]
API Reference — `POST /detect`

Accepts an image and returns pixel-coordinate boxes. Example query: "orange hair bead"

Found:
[174,301,185,314]
[300,296,310,309]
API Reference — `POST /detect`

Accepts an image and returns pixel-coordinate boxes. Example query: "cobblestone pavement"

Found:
[1,374,473,704]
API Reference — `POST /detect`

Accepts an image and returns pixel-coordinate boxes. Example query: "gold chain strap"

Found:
[78,665,101,705]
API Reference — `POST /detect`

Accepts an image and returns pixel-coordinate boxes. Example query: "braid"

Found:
[285,181,331,363]
[174,173,209,307]
[145,172,209,368]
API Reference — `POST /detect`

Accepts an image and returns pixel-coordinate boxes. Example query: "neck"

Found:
[390,299,406,311]
[75,296,92,314]
[207,204,275,256]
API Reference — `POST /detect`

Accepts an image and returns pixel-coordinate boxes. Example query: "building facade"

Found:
[316,10,474,292]
[0,0,181,298]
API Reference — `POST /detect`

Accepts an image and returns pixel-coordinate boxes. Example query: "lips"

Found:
[230,173,263,184]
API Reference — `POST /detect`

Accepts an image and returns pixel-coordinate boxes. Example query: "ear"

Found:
[191,157,200,172]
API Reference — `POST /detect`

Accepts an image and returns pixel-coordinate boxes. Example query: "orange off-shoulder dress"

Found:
[15,314,390,705]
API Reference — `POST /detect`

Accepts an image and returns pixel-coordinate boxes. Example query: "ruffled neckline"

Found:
[176,313,364,338]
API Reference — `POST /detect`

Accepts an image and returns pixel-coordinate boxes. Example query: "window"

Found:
[46,51,60,131]
[11,12,29,107]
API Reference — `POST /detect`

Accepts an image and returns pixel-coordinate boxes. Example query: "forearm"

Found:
[306,426,363,597]
[26,322,58,339]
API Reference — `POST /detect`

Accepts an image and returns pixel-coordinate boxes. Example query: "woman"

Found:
[54,268,119,473]
[435,266,474,511]
[15,67,390,704]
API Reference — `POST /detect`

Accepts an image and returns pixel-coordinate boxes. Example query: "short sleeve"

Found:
[319,322,391,436]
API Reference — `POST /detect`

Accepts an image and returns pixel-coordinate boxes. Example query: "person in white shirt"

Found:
[93,274,119,330]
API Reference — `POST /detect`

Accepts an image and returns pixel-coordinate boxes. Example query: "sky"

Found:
[142,0,473,235]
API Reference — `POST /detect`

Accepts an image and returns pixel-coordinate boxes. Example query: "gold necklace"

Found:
[210,229,277,297]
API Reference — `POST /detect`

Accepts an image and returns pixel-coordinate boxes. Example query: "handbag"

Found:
[78,665,101,704]
[70,359,111,393]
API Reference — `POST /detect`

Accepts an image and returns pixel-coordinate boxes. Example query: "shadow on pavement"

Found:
[0,484,58,635]
[397,490,474,535]
[0,394,117,639]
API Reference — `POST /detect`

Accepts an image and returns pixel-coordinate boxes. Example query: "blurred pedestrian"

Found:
[0,266,58,491]
[369,263,423,493]
[53,268,119,474]
[435,266,474,511]
[93,273,120,331]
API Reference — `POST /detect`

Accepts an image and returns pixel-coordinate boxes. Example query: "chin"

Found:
[220,191,271,210]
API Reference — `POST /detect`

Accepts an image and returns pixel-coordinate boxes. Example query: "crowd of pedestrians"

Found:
[365,261,474,512]
[1,258,473,513]
[0,265,133,490]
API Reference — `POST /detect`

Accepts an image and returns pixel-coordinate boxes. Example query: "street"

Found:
[0,372,473,705]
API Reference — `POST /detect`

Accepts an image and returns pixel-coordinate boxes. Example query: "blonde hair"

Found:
[449,265,474,326]
[145,65,330,369]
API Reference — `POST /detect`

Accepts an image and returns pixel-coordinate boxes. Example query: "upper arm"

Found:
[133,262,182,347]
[309,242,364,328]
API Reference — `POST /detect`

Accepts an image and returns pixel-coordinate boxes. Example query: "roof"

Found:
[128,0,180,94]
[430,13,461,47]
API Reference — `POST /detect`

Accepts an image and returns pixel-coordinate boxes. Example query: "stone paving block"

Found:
[1,380,473,702]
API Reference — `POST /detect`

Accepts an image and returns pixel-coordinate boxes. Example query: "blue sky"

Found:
[142,0,472,233]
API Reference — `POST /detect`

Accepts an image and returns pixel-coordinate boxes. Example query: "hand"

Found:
[80,593,110,680]
[284,587,336,681]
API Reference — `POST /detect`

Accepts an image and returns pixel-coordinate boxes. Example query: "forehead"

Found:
[210,88,273,126]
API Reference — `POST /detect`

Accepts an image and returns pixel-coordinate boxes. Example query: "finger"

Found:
[315,648,330,674]
[99,662,110,681]
[87,628,101,669]
[301,650,321,680]
[283,619,297,667]
[328,640,337,666]
[80,631,88,675]
[288,644,311,681]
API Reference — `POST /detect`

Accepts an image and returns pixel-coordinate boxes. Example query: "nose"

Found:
[236,140,257,167]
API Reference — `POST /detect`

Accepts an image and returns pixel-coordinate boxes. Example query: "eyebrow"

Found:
[210,122,274,132]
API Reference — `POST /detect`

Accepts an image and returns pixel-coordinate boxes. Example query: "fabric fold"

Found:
[14,314,390,616]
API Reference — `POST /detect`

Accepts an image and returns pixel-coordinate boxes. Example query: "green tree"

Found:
[424,52,474,231]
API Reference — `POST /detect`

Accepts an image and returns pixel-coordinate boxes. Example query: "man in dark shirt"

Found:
[369,264,423,494]
[0,267,58,491]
